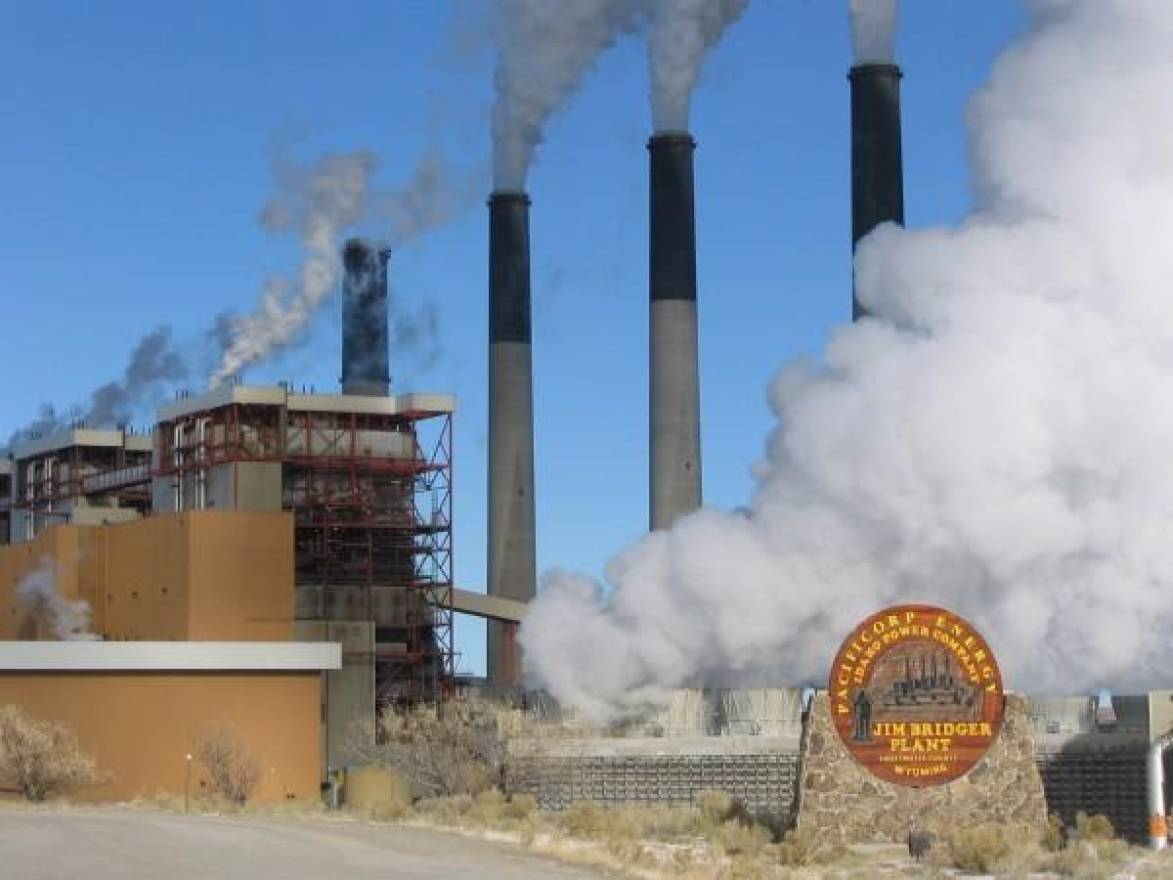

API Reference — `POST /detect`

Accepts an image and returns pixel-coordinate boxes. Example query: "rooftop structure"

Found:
[8,427,151,542]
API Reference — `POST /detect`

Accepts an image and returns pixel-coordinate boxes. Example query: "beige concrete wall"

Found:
[0,511,294,642]
[0,671,321,803]
[187,511,292,641]
[103,514,190,641]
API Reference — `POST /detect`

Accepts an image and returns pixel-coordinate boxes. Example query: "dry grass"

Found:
[12,787,1173,879]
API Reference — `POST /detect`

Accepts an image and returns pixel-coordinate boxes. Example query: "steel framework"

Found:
[151,399,455,705]
[11,434,152,535]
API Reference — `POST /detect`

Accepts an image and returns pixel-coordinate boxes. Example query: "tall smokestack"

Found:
[341,238,390,396]
[648,133,702,531]
[487,190,536,688]
[849,62,905,321]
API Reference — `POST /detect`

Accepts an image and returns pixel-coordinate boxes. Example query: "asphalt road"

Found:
[0,809,610,879]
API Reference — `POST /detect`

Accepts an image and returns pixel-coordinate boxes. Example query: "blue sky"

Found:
[1,1,1025,675]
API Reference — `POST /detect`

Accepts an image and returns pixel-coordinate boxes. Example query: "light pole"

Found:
[184,753,192,813]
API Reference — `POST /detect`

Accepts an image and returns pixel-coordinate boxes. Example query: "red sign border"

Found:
[827,604,1005,788]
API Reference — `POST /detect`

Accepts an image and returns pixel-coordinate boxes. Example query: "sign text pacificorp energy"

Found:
[829,605,1005,786]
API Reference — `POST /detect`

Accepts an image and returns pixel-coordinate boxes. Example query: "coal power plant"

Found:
[4,2,1173,855]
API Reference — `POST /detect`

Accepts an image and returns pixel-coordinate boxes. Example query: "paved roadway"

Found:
[0,809,609,879]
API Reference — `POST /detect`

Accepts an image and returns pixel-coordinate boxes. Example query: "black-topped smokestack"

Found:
[849,63,905,321]
[648,132,702,531]
[487,190,536,688]
[341,238,391,396]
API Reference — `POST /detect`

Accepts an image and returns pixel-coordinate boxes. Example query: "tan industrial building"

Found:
[0,641,337,803]
[0,509,350,800]
[0,509,293,642]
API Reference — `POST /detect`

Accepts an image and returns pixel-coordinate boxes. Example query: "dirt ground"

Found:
[0,808,611,880]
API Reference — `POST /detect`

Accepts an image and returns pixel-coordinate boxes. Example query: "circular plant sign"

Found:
[828,604,1005,787]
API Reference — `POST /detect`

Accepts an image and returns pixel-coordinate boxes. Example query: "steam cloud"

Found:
[522,0,1173,719]
[848,0,898,65]
[211,148,471,387]
[16,559,99,642]
[646,0,749,133]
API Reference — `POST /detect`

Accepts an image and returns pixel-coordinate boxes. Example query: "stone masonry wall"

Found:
[796,693,1046,844]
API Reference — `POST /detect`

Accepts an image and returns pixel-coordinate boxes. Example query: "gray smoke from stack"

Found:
[89,327,188,426]
[6,326,187,449]
[491,0,638,190]
[212,148,471,388]
[645,0,749,133]
[16,559,98,642]
[848,0,897,65]
[849,0,904,321]
[523,0,1173,720]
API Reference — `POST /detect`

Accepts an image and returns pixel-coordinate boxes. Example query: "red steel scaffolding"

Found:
[153,398,454,705]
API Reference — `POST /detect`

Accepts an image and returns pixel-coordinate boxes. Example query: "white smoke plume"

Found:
[646,0,749,133]
[210,151,377,387]
[491,0,638,190]
[211,148,473,387]
[16,559,99,642]
[848,0,898,65]
[522,0,1173,719]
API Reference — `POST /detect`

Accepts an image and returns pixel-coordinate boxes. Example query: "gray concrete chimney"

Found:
[649,132,702,532]
[487,190,536,688]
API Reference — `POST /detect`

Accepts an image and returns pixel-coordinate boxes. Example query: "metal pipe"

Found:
[849,63,904,321]
[1149,731,1173,849]
[487,190,536,688]
[648,132,702,531]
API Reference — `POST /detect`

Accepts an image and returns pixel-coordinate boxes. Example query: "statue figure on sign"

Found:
[852,688,873,742]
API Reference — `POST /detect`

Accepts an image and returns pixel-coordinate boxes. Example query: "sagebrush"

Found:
[0,705,104,801]
[352,696,521,798]
[195,723,262,805]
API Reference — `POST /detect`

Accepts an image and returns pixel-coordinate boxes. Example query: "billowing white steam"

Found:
[848,0,898,65]
[646,0,749,133]
[522,0,1173,719]
[211,149,471,387]
[16,560,98,642]
[491,0,637,191]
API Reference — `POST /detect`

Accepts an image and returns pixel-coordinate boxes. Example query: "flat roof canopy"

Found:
[0,642,341,672]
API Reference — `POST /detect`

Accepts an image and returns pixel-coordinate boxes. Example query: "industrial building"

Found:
[0,383,454,703]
